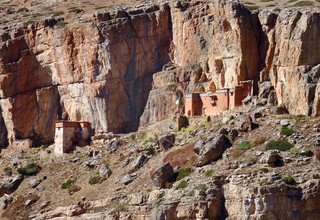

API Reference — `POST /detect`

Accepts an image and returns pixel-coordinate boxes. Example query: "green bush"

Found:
[144,146,156,155]
[237,141,251,150]
[17,163,41,176]
[141,137,152,145]
[175,180,188,189]
[281,126,295,137]
[282,175,296,185]
[205,170,213,177]
[290,147,300,157]
[266,140,294,151]
[176,167,192,181]
[61,177,77,189]
[89,176,101,185]
[180,127,196,133]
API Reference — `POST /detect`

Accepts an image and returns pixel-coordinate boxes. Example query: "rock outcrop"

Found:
[258,7,320,116]
[0,4,172,146]
[1,0,320,148]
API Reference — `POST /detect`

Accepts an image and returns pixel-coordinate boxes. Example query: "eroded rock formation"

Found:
[1,0,320,147]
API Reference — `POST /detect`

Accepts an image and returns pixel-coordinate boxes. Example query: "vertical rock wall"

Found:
[0,4,172,146]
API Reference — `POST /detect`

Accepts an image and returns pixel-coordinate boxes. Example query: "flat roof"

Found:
[55,121,90,128]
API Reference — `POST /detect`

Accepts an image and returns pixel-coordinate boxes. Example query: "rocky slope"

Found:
[1,1,320,218]
[1,103,320,219]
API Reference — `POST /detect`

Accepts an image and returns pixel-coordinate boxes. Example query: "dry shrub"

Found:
[163,142,198,168]
[252,136,267,147]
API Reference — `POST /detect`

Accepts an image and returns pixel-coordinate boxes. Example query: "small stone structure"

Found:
[185,80,253,116]
[54,121,91,154]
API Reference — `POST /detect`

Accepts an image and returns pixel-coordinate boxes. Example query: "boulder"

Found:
[132,154,149,170]
[194,135,232,166]
[280,119,290,126]
[177,115,189,131]
[234,114,253,132]
[228,129,239,142]
[252,110,263,119]
[267,91,277,106]
[28,178,41,188]
[0,175,24,197]
[151,163,174,188]
[157,133,175,150]
[0,196,7,210]
[260,151,283,167]
[274,105,289,115]
[259,81,272,98]
[122,173,138,185]
[242,95,252,105]
[99,164,112,179]
[106,140,121,153]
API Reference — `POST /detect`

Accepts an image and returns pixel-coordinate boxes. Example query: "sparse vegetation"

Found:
[4,167,13,176]
[17,163,41,176]
[180,126,196,133]
[68,184,81,194]
[52,11,65,17]
[259,178,272,186]
[175,180,188,189]
[266,140,294,151]
[259,167,269,173]
[292,0,313,6]
[186,190,195,197]
[205,170,213,177]
[290,147,301,157]
[89,176,101,185]
[281,126,295,137]
[68,7,83,14]
[194,183,207,191]
[252,136,267,147]
[245,4,259,10]
[282,175,296,185]
[61,177,77,189]
[231,149,245,158]
[176,167,192,181]
[144,146,156,155]
[56,21,68,28]
[141,136,153,145]
[237,141,252,150]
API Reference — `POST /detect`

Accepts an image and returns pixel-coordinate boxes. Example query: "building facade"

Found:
[185,81,253,117]
[54,121,91,154]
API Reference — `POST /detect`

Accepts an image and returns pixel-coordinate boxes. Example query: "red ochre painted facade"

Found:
[185,81,253,117]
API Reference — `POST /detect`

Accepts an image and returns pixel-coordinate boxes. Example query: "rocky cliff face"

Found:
[258,7,320,116]
[1,0,320,147]
[0,4,172,146]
